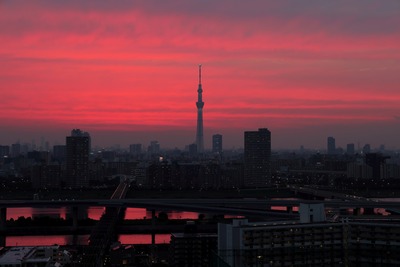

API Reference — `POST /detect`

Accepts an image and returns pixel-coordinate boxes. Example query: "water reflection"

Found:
[7,207,202,221]
[6,235,90,246]
[6,234,171,246]
[118,234,171,244]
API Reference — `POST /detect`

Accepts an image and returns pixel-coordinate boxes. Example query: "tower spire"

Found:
[199,64,202,85]
[196,64,204,153]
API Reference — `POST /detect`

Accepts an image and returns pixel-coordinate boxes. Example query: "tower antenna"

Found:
[199,64,202,84]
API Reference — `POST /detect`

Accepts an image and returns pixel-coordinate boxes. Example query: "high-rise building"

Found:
[327,136,336,155]
[196,65,204,153]
[212,134,222,154]
[66,129,90,188]
[244,128,271,187]
[346,143,355,155]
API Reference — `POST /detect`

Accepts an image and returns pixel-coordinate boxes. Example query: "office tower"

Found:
[196,65,204,153]
[66,129,90,188]
[212,134,222,154]
[129,144,142,155]
[347,143,355,155]
[327,136,336,155]
[244,128,271,187]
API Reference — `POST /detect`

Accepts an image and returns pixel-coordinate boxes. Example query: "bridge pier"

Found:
[353,208,362,216]
[364,207,375,215]
[0,207,6,232]
[72,206,78,231]
[287,206,293,213]
[151,209,156,260]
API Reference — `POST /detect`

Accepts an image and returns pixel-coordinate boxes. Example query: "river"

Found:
[4,207,205,246]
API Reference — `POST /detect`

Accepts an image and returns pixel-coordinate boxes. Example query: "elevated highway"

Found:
[2,198,400,213]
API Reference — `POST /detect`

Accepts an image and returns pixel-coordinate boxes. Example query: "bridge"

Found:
[2,198,400,215]
[80,181,129,267]
[288,185,364,200]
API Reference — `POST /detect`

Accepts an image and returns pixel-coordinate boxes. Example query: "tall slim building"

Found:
[66,129,90,188]
[327,136,336,155]
[196,65,204,153]
[212,134,222,154]
[244,128,271,187]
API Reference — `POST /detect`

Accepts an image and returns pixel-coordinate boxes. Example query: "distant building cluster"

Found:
[1,130,400,190]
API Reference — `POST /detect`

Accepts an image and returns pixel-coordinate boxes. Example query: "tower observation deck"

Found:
[196,65,204,153]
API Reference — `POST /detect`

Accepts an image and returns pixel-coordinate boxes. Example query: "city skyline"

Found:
[1,1,400,149]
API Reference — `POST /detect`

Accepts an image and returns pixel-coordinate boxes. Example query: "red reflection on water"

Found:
[7,208,68,220]
[6,235,90,246]
[155,211,199,220]
[271,206,299,212]
[118,234,171,244]
[124,208,147,220]
[124,208,200,220]
[87,207,105,220]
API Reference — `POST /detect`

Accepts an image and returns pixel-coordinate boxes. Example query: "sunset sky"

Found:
[1,1,400,150]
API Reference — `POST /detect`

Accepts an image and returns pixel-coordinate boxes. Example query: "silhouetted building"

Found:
[382,163,400,179]
[31,163,61,189]
[0,145,10,158]
[212,134,222,154]
[129,144,142,155]
[363,144,371,154]
[27,150,50,164]
[66,129,90,188]
[366,153,388,179]
[11,143,21,158]
[196,65,204,153]
[53,145,66,162]
[147,161,172,189]
[217,208,400,266]
[101,150,116,162]
[327,136,336,155]
[147,141,160,154]
[347,161,372,179]
[170,223,217,267]
[244,128,271,187]
[347,143,355,155]
[188,143,197,156]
